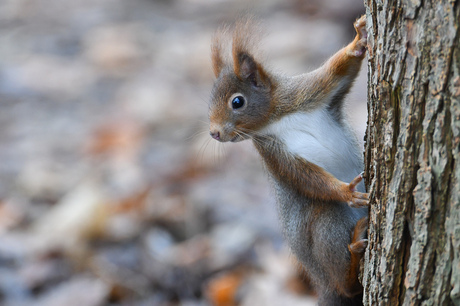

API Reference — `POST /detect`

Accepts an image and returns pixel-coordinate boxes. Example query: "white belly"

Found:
[261,109,362,183]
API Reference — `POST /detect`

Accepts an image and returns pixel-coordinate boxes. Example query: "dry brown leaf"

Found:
[206,270,245,306]
[110,187,150,215]
[87,119,143,160]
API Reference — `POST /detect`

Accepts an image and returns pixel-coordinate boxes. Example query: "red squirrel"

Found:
[208,16,369,305]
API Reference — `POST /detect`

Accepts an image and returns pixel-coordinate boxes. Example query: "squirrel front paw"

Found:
[349,15,367,57]
[342,172,369,207]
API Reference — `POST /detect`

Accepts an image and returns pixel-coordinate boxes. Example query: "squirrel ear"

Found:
[234,52,270,89]
[231,17,271,89]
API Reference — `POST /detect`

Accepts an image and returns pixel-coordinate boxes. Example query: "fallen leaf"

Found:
[206,270,245,306]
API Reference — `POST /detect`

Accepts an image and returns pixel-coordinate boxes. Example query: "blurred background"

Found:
[0,0,368,305]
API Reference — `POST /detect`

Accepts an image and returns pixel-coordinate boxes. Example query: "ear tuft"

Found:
[232,17,258,76]
[211,25,230,78]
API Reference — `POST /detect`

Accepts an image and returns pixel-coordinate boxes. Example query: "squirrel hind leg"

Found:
[351,216,368,244]
[341,217,368,298]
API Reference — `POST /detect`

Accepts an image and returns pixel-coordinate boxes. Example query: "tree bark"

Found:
[363,0,460,305]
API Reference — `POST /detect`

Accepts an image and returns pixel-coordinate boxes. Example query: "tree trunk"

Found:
[362,0,460,305]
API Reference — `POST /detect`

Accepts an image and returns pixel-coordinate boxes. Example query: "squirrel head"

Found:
[208,18,275,143]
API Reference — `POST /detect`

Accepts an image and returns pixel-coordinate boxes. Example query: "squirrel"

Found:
[208,15,369,305]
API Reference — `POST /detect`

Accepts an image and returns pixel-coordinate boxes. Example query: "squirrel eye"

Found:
[231,96,245,109]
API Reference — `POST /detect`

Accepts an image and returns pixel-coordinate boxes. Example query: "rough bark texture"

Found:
[363,0,460,305]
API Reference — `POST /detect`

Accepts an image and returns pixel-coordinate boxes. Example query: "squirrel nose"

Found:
[210,131,220,140]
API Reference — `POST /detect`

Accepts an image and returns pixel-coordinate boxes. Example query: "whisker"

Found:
[234,129,256,145]
[238,127,279,146]
[186,129,209,141]
[235,129,264,147]
[212,140,220,165]
[196,119,211,126]
[181,118,210,144]
[198,92,211,106]
[218,141,226,161]
[222,141,228,158]
[196,136,212,163]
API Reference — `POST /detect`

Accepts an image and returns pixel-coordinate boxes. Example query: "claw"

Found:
[349,173,364,191]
